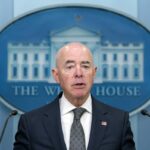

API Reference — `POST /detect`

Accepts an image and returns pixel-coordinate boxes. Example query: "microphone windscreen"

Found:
[11,110,18,116]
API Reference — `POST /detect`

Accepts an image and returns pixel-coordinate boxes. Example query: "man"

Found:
[14,42,135,150]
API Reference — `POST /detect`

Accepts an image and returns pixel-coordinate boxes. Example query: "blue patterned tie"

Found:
[69,108,86,150]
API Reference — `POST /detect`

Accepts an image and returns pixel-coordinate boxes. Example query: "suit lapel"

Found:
[42,93,67,150]
[41,93,109,150]
[88,99,109,150]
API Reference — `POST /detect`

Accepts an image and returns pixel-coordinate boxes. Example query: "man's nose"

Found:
[74,66,83,77]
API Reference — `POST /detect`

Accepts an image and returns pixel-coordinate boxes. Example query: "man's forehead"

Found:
[65,60,91,64]
[63,43,87,50]
[56,42,94,66]
[60,43,90,55]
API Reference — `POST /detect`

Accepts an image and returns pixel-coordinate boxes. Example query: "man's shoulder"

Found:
[23,98,59,119]
[23,93,63,117]
[93,97,128,116]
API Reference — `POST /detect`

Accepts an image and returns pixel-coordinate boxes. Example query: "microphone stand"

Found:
[141,109,150,117]
[0,110,18,143]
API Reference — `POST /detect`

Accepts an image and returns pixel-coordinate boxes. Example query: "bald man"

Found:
[14,42,135,150]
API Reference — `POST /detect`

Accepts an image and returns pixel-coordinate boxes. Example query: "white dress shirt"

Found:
[60,94,92,150]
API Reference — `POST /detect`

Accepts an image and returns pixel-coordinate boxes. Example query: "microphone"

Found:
[141,109,150,117]
[0,110,18,143]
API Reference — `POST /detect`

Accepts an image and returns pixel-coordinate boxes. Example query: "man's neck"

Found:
[64,94,90,107]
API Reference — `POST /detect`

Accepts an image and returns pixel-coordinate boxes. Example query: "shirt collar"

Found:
[60,93,92,116]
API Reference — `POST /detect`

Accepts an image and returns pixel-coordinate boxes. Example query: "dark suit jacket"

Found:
[13,92,135,150]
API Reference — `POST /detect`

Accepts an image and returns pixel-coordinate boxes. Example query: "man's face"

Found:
[52,43,96,101]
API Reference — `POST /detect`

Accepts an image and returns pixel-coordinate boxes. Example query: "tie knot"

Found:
[73,108,86,120]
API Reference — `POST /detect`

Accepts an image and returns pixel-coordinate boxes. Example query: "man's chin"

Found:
[73,92,87,100]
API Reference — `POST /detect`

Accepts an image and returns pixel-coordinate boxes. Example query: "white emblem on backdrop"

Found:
[7,26,144,83]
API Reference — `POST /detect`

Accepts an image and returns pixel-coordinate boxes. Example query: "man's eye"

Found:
[66,65,74,69]
[82,65,90,69]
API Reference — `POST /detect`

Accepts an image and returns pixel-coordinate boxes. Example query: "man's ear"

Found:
[93,66,97,77]
[52,68,60,83]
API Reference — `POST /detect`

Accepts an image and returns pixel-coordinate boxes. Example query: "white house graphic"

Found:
[7,26,144,83]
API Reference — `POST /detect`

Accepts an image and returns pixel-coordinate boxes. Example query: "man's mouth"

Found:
[72,83,86,88]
